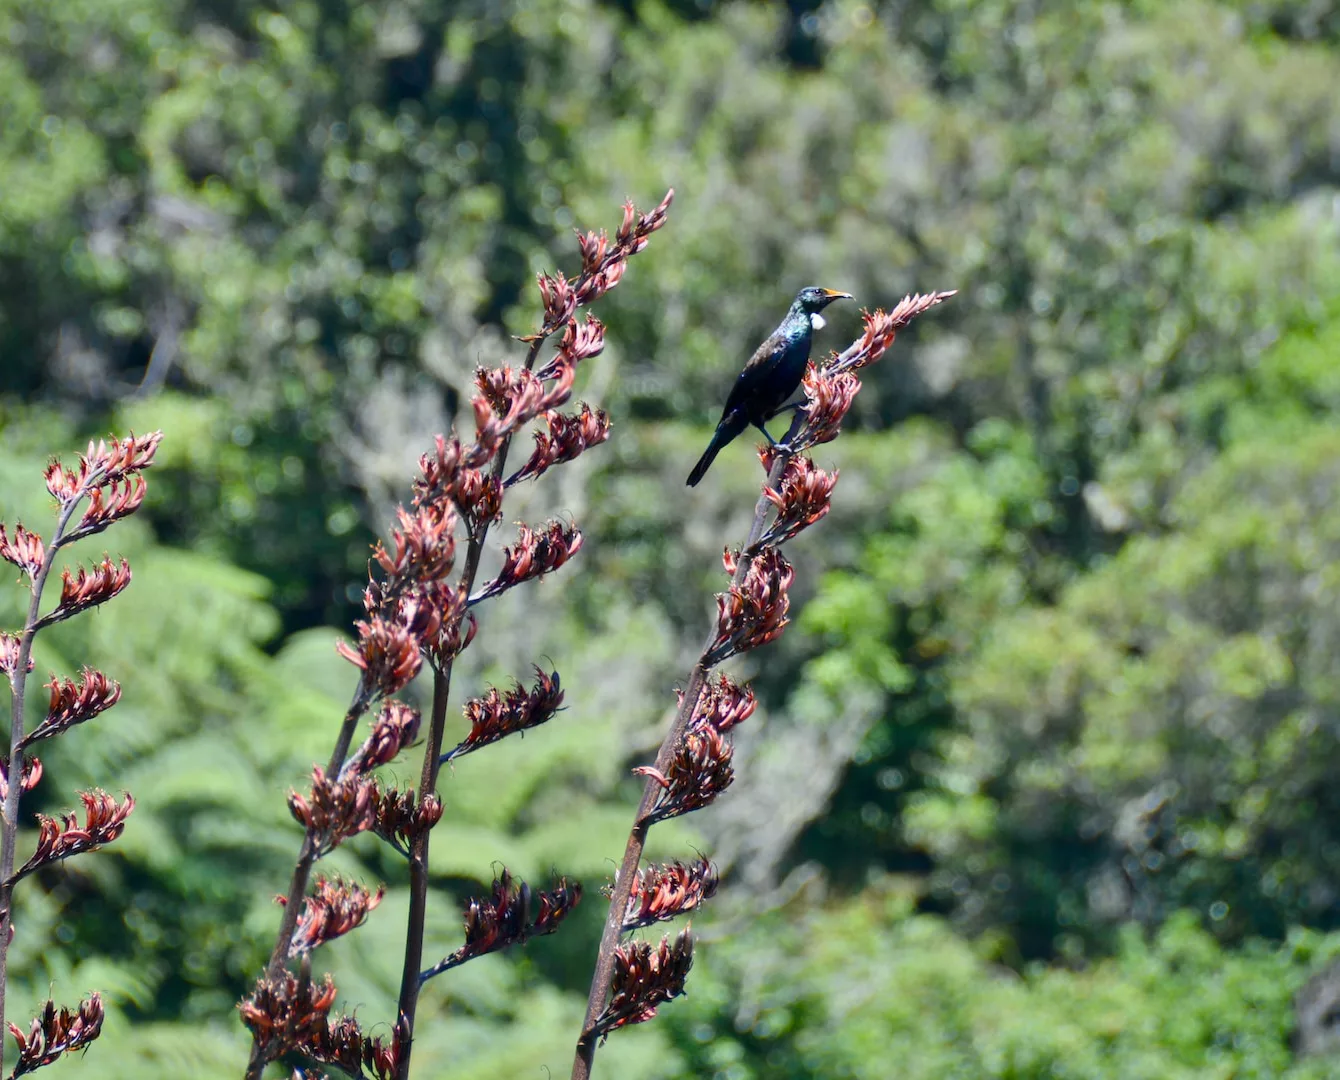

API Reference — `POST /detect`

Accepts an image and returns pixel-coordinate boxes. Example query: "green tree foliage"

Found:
[3,0,1340,1076]
[667,883,1340,1080]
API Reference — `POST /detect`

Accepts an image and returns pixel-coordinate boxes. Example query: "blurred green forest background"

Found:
[3,0,1340,1076]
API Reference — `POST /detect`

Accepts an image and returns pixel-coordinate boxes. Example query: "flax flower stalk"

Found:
[572,291,954,1079]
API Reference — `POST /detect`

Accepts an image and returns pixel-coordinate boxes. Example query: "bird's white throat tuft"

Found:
[810,313,826,330]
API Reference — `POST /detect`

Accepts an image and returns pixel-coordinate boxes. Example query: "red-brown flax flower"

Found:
[636,725,735,825]
[35,557,133,629]
[705,546,794,665]
[536,270,577,328]
[588,929,694,1041]
[372,504,456,586]
[371,786,442,855]
[757,454,839,547]
[619,858,719,931]
[474,366,547,437]
[0,524,45,579]
[468,521,583,605]
[335,615,423,699]
[287,768,380,856]
[83,431,164,485]
[43,431,163,506]
[684,673,757,735]
[447,466,505,526]
[792,364,861,450]
[0,755,43,801]
[7,994,104,1078]
[413,434,465,508]
[284,876,387,957]
[825,292,956,376]
[239,969,339,1064]
[20,669,121,749]
[505,405,612,487]
[535,314,606,380]
[443,667,564,762]
[420,870,583,982]
[342,700,421,778]
[304,1013,401,1080]
[11,790,134,884]
[0,631,35,677]
[429,608,477,666]
[71,476,147,541]
[576,228,609,275]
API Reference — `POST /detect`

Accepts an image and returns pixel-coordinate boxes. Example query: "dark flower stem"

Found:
[571,414,804,1080]
[0,496,81,1075]
[392,334,545,1080]
[244,700,366,1080]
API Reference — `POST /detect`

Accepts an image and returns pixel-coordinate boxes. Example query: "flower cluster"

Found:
[372,504,457,585]
[239,969,338,1065]
[825,291,957,376]
[342,700,421,778]
[505,404,612,487]
[791,364,861,450]
[45,431,164,503]
[413,435,500,524]
[443,667,564,763]
[35,557,133,630]
[705,547,794,665]
[335,600,435,702]
[7,994,105,1078]
[287,768,380,857]
[589,929,694,1042]
[471,363,576,460]
[11,790,134,885]
[536,313,608,378]
[637,725,735,826]
[69,476,147,542]
[20,669,121,750]
[527,189,673,336]
[757,454,839,548]
[0,632,34,678]
[420,870,583,982]
[0,524,44,579]
[0,755,43,801]
[304,1013,404,1080]
[468,521,583,606]
[44,432,163,503]
[371,787,443,856]
[285,877,386,957]
[619,858,719,931]
[685,674,757,735]
[247,194,673,1080]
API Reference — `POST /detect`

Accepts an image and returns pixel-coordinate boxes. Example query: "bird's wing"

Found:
[722,331,788,416]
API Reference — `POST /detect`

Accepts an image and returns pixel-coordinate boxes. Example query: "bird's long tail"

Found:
[687,413,747,487]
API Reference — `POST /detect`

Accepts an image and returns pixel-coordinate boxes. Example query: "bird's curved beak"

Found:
[821,289,853,300]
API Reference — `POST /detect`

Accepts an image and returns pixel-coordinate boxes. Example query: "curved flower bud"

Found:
[587,929,693,1042]
[7,994,104,1078]
[443,668,563,762]
[420,870,582,982]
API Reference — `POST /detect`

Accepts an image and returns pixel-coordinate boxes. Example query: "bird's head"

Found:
[794,286,852,329]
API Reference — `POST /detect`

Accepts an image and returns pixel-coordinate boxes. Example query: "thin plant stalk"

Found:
[0,498,80,1073]
[570,415,797,1080]
[392,334,544,1077]
[572,291,954,1078]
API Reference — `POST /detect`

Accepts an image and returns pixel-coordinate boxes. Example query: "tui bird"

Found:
[687,286,852,487]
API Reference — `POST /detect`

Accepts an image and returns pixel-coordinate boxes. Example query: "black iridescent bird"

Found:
[687,286,852,487]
